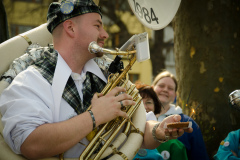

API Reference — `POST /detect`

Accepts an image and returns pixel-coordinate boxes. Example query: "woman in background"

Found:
[137,84,161,121]
[134,84,188,160]
[152,70,209,160]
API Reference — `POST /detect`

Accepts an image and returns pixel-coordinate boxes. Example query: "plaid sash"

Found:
[82,72,106,110]
[33,48,106,114]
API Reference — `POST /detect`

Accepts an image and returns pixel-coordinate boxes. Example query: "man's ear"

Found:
[63,20,75,37]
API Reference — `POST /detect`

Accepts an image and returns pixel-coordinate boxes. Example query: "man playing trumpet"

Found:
[0,0,192,159]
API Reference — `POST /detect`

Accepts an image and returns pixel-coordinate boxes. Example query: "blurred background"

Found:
[1,0,240,159]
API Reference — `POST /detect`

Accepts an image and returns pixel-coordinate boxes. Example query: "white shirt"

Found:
[0,53,107,158]
[146,111,157,121]
[157,104,183,122]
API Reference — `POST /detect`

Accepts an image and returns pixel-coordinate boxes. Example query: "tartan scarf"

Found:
[33,48,106,114]
[82,72,106,109]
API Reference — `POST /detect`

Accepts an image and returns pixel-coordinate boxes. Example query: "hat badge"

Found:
[60,1,74,14]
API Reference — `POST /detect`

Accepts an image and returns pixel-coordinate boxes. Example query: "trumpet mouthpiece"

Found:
[88,41,103,54]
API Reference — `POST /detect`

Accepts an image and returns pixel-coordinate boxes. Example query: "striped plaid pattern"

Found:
[33,47,107,114]
[62,78,82,114]
[82,72,106,110]
[33,48,83,114]
[33,48,58,84]
[47,0,102,33]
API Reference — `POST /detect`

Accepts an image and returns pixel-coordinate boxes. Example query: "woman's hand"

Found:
[157,115,193,141]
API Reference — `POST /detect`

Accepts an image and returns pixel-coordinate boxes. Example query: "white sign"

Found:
[120,32,150,62]
[128,0,181,30]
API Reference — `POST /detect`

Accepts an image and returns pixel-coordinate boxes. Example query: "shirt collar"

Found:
[71,59,107,83]
[164,104,183,115]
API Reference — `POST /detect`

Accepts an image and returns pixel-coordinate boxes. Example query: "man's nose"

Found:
[101,29,109,39]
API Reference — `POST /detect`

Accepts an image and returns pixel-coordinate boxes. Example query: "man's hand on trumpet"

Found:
[91,87,135,128]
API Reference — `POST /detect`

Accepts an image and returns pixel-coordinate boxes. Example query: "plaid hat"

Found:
[47,0,102,33]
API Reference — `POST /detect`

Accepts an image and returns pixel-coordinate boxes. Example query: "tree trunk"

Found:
[173,0,240,159]
[0,0,9,43]
[151,30,165,78]
[99,0,131,48]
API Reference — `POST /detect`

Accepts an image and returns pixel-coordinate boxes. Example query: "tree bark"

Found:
[174,0,240,159]
[150,30,165,78]
[99,0,131,48]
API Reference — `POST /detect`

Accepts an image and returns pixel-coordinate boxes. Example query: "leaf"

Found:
[200,61,206,73]
[190,46,195,58]
[219,77,223,82]
[214,87,220,92]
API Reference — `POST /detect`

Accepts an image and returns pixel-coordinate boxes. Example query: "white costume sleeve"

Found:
[0,57,107,157]
[0,67,54,154]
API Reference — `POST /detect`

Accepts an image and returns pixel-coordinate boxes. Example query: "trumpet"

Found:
[77,42,146,160]
[0,0,182,159]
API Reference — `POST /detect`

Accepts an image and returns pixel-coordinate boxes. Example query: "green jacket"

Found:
[157,139,188,160]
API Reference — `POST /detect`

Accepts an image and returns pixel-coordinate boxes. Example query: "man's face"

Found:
[74,13,109,57]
